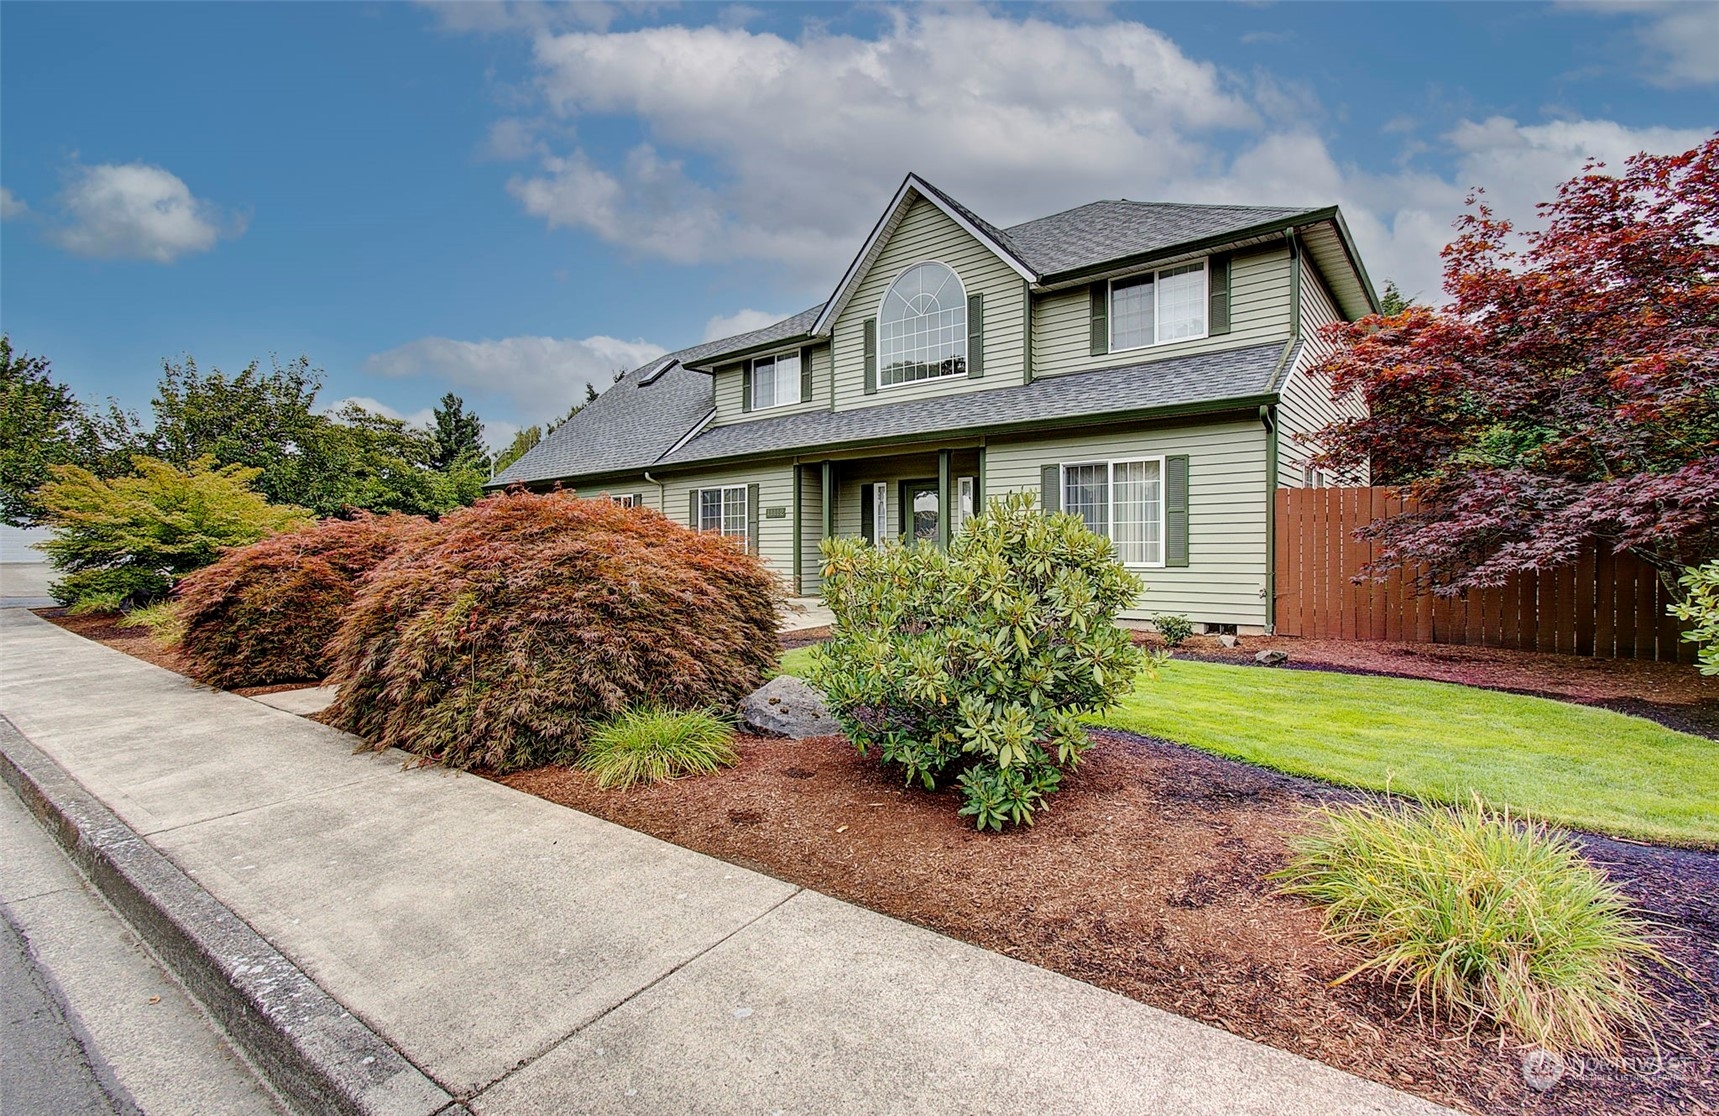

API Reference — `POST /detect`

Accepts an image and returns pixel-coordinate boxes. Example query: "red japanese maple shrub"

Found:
[323,490,781,772]
[1312,133,1719,595]
[174,512,432,688]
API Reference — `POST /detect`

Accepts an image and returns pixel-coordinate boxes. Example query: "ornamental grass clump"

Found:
[577,708,739,790]
[810,491,1150,831]
[1275,799,1664,1055]
[172,512,432,688]
[324,491,779,772]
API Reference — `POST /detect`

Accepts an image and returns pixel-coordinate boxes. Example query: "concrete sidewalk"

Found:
[0,609,1452,1115]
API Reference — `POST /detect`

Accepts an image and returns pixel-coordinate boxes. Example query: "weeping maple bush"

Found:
[174,512,432,688]
[323,491,780,772]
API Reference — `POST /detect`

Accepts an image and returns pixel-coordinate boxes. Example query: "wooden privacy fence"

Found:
[1273,486,1697,662]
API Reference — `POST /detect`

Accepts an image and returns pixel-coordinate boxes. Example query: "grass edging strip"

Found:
[0,714,463,1116]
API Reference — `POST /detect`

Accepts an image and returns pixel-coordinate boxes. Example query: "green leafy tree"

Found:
[36,456,310,612]
[810,492,1152,831]
[1377,280,1412,316]
[0,337,94,526]
[494,425,542,473]
[430,392,484,470]
[146,355,329,509]
[317,402,481,517]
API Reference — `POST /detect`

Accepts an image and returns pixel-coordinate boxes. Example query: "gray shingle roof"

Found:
[1004,200,1319,278]
[492,303,832,486]
[493,178,1330,488]
[657,342,1291,469]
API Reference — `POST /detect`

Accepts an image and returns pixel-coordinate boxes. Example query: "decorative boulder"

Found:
[1218,633,1240,649]
[1255,649,1290,666]
[740,675,842,739]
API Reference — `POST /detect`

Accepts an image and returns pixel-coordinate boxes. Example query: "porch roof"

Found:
[657,341,1291,469]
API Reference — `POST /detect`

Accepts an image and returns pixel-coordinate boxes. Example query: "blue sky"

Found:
[2,2,1714,449]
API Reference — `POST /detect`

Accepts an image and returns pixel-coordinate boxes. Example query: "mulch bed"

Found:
[503,731,1719,1116]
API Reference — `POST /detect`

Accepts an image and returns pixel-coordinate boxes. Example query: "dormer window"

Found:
[879,261,966,386]
[750,351,802,410]
[1111,260,1207,350]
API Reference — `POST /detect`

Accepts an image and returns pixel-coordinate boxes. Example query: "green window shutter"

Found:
[631,491,645,508]
[1040,464,1061,513]
[1088,283,1109,357]
[747,484,760,555]
[1208,254,1232,336]
[1165,455,1190,567]
[863,318,878,395]
[860,486,874,542]
[799,346,814,403]
[966,292,985,378]
[688,490,699,528]
[741,361,753,412]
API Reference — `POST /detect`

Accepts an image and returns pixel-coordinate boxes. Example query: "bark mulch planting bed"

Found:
[1142,633,1719,740]
[503,730,1719,1116]
[38,608,318,698]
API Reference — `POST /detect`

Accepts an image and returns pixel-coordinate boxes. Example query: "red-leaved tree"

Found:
[1312,133,1718,597]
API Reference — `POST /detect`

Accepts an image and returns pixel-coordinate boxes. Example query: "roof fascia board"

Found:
[654,395,1277,475]
[1328,208,1383,314]
[1035,207,1339,289]
[810,174,1038,335]
[682,335,819,373]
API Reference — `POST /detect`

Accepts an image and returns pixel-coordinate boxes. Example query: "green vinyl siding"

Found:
[984,420,1271,626]
[830,196,1025,413]
[661,463,799,587]
[1030,245,1295,380]
[1277,253,1368,486]
[711,344,831,427]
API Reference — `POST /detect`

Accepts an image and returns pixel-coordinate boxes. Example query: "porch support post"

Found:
[976,446,987,517]
[937,449,952,550]
[820,460,835,544]
[791,464,803,595]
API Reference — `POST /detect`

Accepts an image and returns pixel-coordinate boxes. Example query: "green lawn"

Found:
[775,646,1719,846]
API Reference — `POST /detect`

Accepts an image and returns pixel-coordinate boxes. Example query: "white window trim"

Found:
[748,348,805,412]
[696,484,749,540]
[1108,259,1209,355]
[874,258,969,392]
[609,493,639,508]
[1061,457,1167,569]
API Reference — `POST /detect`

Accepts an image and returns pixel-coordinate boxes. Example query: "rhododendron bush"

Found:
[1312,134,1718,597]
[174,512,431,688]
[324,491,780,771]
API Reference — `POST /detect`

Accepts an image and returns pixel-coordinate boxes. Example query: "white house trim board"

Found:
[811,174,1038,335]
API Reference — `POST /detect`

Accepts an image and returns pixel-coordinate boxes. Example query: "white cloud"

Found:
[508,11,1254,269]
[484,8,1709,304]
[1576,1,1719,87]
[702,308,787,342]
[49,162,241,263]
[479,117,545,161]
[365,333,667,412]
[0,187,26,220]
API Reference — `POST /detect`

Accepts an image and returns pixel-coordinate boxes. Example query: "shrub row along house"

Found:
[493,174,1378,633]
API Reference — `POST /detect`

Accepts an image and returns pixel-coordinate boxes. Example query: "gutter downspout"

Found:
[1261,406,1278,635]
[643,471,666,514]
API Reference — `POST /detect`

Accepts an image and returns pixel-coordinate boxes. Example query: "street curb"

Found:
[0,715,467,1116]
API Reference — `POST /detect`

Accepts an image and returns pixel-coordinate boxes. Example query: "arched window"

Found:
[878,262,966,385]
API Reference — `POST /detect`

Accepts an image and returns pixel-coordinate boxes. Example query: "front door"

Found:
[899,479,939,545]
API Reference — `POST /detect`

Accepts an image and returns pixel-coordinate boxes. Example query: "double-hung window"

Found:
[610,493,639,508]
[750,352,802,410]
[697,485,748,542]
[1062,460,1164,567]
[1111,261,1207,350]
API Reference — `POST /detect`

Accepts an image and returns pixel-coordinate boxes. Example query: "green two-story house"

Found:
[491,174,1377,634]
